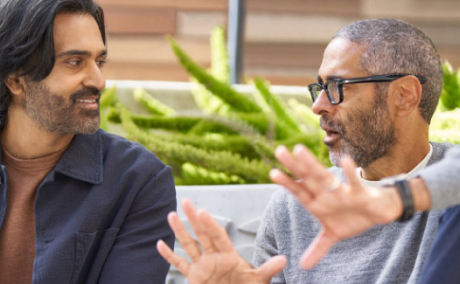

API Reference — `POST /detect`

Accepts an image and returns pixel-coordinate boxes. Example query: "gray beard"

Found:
[322,100,396,168]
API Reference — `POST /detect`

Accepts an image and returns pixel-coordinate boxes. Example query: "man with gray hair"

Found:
[158,19,452,284]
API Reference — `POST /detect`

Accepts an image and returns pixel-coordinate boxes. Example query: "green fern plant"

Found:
[440,61,460,111]
[168,36,263,114]
[103,27,334,184]
[103,57,460,185]
[103,26,460,185]
[191,27,231,116]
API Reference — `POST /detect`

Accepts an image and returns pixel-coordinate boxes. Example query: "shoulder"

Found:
[267,166,345,214]
[328,166,346,182]
[98,129,166,168]
[269,188,300,209]
[429,142,456,164]
[266,188,320,227]
[95,130,175,199]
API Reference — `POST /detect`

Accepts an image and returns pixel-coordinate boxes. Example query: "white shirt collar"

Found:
[357,144,433,187]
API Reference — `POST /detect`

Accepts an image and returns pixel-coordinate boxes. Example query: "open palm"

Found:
[157,199,286,284]
[270,144,402,269]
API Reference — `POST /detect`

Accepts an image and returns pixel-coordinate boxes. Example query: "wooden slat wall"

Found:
[100,0,227,11]
[104,8,176,34]
[246,0,361,16]
[98,0,460,86]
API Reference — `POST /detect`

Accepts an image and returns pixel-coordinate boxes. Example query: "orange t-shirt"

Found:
[0,148,65,284]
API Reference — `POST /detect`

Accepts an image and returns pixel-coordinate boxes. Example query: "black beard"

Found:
[23,82,101,135]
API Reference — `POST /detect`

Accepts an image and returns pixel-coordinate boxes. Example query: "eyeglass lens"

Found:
[310,82,340,103]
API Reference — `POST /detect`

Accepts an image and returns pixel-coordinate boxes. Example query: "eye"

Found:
[97,59,107,68]
[67,60,81,67]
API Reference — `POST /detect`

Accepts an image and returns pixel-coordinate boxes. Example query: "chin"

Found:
[78,121,101,135]
[326,143,345,167]
[79,127,99,135]
[328,150,342,167]
[57,119,101,135]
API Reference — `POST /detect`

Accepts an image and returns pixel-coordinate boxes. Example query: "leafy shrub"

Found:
[100,29,460,185]
[101,27,328,185]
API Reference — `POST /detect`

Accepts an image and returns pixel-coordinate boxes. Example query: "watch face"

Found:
[378,174,407,187]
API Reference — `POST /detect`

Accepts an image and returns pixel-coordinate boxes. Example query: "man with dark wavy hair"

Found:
[0,0,176,283]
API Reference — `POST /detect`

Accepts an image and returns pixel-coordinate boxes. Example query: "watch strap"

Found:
[395,180,414,222]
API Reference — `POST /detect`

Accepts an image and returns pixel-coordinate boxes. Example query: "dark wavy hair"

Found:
[333,19,442,124]
[0,0,106,130]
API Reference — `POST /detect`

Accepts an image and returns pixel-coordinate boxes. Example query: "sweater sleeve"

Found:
[420,145,460,210]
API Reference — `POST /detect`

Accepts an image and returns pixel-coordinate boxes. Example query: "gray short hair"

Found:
[333,19,443,124]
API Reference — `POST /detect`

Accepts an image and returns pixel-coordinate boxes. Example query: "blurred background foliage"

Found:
[100,27,460,185]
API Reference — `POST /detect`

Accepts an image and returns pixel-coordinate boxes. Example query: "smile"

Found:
[76,99,97,103]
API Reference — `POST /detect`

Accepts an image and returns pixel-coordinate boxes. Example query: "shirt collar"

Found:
[357,143,433,187]
[53,130,104,185]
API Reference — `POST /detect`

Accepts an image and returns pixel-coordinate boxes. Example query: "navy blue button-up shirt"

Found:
[0,129,177,284]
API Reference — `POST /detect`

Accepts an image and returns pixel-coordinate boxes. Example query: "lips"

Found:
[74,96,100,110]
[70,87,102,103]
[322,128,340,144]
[320,118,343,145]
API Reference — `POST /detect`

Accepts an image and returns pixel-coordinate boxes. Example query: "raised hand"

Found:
[269,144,402,269]
[157,199,287,284]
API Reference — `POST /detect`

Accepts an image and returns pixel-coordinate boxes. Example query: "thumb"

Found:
[257,255,287,282]
[300,229,336,269]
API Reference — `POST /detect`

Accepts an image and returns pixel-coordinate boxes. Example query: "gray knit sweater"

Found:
[253,142,454,284]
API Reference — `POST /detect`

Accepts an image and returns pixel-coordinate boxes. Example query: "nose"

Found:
[83,62,106,91]
[311,89,335,115]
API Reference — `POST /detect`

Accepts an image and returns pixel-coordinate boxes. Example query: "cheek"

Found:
[41,73,81,97]
[341,107,364,134]
[334,108,349,126]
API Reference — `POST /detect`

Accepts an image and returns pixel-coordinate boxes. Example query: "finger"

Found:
[340,156,363,192]
[274,145,309,179]
[157,240,191,276]
[197,210,237,253]
[182,199,217,254]
[270,168,313,206]
[300,229,336,269]
[292,144,335,196]
[292,144,323,169]
[257,255,288,282]
[167,211,202,263]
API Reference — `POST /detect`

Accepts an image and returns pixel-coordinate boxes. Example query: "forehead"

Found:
[318,38,367,80]
[53,12,105,54]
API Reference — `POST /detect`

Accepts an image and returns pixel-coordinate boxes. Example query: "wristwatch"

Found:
[379,174,415,222]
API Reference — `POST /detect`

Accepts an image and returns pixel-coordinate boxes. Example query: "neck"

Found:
[1,110,74,160]
[360,134,431,181]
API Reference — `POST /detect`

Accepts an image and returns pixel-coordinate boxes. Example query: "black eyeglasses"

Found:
[308,74,427,105]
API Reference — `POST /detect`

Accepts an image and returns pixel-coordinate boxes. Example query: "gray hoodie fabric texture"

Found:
[253,142,454,284]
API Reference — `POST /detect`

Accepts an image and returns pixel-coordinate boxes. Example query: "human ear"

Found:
[5,72,25,95]
[393,75,422,115]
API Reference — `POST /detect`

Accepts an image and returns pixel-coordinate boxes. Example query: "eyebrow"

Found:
[56,49,107,59]
[318,75,344,84]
